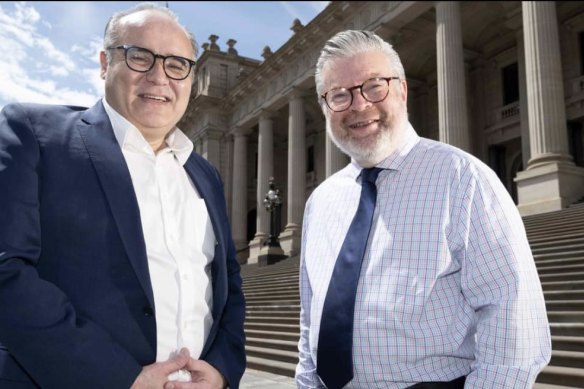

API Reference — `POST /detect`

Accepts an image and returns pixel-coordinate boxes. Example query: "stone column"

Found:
[280,92,306,257]
[517,31,530,168]
[325,132,349,177]
[231,131,248,263]
[515,1,584,215]
[248,111,275,263]
[201,130,222,170]
[436,1,470,151]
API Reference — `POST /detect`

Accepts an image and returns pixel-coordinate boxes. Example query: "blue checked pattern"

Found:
[295,124,551,388]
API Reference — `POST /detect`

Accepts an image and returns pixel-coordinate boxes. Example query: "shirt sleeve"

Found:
[453,161,552,387]
[295,197,326,389]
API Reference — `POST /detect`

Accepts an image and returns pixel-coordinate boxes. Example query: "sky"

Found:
[0,1,329,110]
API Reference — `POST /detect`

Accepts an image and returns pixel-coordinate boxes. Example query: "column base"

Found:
[233,240,249,265]
[515,161,584,216]
[258,244,287,267]
[279,224,302,257]
[247,233,268,264]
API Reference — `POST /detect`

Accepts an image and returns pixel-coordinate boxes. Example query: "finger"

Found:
[161,348,191,374]
[164,382,196,389]
[185,358,208,372]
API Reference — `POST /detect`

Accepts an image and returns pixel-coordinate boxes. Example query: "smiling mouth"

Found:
[349,119,379,129]
[141,94,169,102]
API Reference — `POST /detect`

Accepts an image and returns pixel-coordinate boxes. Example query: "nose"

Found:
[145,58,169,85]
[350,88,372,112]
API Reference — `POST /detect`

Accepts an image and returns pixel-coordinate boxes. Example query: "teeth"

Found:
[143,94,167,102]
[351,119,376,128]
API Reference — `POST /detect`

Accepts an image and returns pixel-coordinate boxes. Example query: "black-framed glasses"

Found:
[321,77,400,112]
[107,45,196,81]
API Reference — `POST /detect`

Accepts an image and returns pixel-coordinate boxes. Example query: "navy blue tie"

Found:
[317,167,382,389]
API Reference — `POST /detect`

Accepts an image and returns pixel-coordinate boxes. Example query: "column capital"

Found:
[259,109,277,121]
[285,86,310,101]
[229,126,253,137]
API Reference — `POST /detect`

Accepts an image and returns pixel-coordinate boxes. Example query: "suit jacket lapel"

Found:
[76,101,155,308]
[184,157,228,321]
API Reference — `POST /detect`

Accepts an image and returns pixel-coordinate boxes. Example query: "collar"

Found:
[102,97,193,166]
[349,121,420,181]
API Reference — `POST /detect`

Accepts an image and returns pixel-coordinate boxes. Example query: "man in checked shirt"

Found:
[296,30,551,389]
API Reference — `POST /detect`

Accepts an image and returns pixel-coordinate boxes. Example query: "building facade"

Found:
[179,1,584,264]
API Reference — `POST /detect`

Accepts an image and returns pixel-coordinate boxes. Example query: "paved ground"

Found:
[240,369,296,388]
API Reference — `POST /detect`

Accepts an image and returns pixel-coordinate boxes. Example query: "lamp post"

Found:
[258,177,287,266]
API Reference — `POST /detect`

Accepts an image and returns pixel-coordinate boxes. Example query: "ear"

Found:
[400,79,408,103]
[99,51,108,80]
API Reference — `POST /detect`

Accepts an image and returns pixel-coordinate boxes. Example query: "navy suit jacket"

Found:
[0,101,246,388]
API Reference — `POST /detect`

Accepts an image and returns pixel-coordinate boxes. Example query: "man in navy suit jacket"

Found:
[0,3,245,388]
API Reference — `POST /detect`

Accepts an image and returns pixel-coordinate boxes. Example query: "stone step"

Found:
[534,251,584,262]
[525,217,584,229]
[246,345,299,364]
[550,322,584,337]
[246,298,301,306]
[536,365,584,387]
[546,300,584,311]
[529,230,584,241]
[245,304,300,312]
[525,209,584,221]
[536,257,584,269]
[246,336,298,352]
[245,322,300,333]
[542,280,584,291]
[552,336,584,352]
[551,350,584,369]
[242,271,299,282]
[246,315,299,325]
[527,224,584,235]
[243,276,299,288]
[548,311,584,323]
[534,383,584,389]
[539,272,584,282]
[545,291,584,301]
[537,264,584,275]
[245,310,301,318]
[243,285,299,295]
[524,209,584,223]
[530,234,584,248]
[527,227,584,242]
[532,242,584,254]
[245,294,301,302]
[246,355,296,378]
[245,329,300,342]
[243,284,300,296]
[527,221,584,232]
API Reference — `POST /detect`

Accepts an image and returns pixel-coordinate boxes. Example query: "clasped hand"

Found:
[131,348,227,389]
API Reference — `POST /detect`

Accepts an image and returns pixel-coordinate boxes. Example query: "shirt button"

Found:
[143,306,154,317]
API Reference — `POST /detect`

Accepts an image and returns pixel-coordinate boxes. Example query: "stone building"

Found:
[179,1,584,264]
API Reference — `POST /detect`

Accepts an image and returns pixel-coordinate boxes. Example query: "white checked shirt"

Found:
[103,99,215,376]
[296,123,551,388]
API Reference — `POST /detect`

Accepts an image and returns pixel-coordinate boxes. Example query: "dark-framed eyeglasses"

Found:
[321,77,400,112]
[107,45,196,81]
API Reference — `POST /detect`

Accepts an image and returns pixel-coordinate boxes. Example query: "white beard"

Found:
[326,112,408,167]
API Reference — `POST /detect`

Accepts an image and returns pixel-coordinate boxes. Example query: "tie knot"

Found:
[361,167,382,184]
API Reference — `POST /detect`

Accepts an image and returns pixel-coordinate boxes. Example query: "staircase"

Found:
[240,203,584,387]
[526,203,584,388]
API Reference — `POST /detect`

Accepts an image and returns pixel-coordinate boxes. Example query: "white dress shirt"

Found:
[103,99,215,377]
[296,123,551,388]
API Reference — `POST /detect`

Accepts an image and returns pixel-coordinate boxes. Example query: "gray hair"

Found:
[315,30,405,98]
[103,2,198,61]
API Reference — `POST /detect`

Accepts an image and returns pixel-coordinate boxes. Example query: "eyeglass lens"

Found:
[326,78,391,112]
[125,47,192,80]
